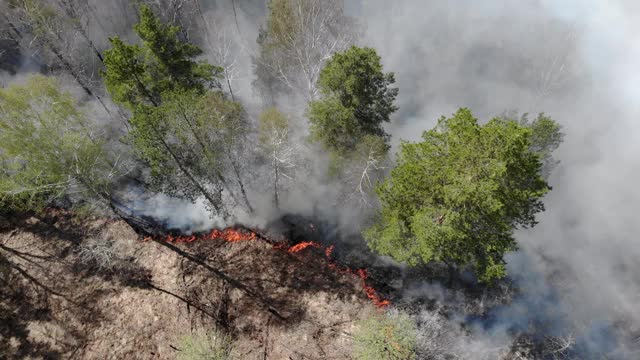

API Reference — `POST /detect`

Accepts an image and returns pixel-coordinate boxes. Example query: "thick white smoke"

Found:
[8,0,633,355]
[359,0,640,357]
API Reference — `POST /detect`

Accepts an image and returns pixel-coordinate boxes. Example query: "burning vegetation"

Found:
[145,226,390,309]
[1,0,636,359]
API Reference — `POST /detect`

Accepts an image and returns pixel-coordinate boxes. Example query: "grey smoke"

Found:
[358,0,640,357]
[124,5,640,356]
[4,0,634,356]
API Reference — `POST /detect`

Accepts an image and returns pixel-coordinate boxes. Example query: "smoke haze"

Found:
[3,0,638,357]
[359,0,640,357]
[121,3,640,355]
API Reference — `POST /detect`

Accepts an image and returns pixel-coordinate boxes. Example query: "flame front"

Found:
[146,227,390,308]
[288,241,320,253]
[145,228,256,244]
[285,241,390,308]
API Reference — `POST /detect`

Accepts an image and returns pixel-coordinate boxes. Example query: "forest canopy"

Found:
[363,108,555,282]
[0,0,563,283]
[0,1,601,359]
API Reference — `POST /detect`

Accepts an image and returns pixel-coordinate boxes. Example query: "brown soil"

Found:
[0,209,375,359]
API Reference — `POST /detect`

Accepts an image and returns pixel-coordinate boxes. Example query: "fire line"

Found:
[144,227,390,308]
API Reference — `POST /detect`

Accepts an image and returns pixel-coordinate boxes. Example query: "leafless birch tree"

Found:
[255,0,359,103]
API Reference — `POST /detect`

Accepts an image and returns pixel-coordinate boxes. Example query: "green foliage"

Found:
[364,108,551,282]
[353,312,417,360]
[102,5,247,216]
[177,330,232,360]
[308,96,360,153]
[0,75,112,213]
[308,46,397,155]
[102,5,222,109]
[126,88,248,215]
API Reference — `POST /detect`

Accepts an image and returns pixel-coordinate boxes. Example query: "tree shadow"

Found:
[0,252,106,359]
[0,211,157,359]
[170,238,366,336]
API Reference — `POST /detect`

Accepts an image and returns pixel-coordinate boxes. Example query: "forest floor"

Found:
[0,209,374,359]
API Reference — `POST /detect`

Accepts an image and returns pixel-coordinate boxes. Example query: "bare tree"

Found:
[521,22,580,104]
[196,14,241,101]
[542,334,575,360]
[256,0,359,102]
[341,135,389,208]
[2,0,113,115]
[258,107,297,208]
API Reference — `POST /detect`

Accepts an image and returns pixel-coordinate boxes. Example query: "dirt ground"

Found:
[0,209,375,359]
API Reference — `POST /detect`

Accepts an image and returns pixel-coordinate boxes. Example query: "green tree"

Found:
[127,89,253,217]
[102,5,253,217]
[5,0,112,114]
[102,4,222,109]
[308,46,398,155]
[0,75,117,214]
[364,108,551,282]
[353,312,417,360]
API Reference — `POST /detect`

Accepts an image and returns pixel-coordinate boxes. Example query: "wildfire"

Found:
[283,241,390,308]
[146,227,390,308]
[143,228,256,244]
[357,269,392,308]
[207,228,257,242]
[287,241,321,253]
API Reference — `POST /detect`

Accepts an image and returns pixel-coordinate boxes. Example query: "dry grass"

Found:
[0,210,373,359]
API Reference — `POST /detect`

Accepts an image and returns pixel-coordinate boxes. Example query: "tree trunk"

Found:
[228,154,254,213]
[273,152,279,209]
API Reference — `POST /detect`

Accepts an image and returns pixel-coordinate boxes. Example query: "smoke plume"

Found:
[359,0,640,357]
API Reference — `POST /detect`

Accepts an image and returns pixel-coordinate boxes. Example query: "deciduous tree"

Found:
[0,75,120,213]
[255,0,358,102]
[3,0,112,114]
[258,107,297,208]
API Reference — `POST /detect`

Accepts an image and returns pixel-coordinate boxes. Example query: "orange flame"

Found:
[357,269,391,308]
[284,241,390,308]
[324,245,335,258]
[288,241,321,253]
[208,228,257,242]
[146,228,257,244]
[146,227,390,308]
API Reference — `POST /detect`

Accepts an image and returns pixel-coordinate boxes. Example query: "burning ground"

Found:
[0,209,387,359]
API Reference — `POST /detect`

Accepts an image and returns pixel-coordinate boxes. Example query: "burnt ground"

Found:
[0,209,375,359]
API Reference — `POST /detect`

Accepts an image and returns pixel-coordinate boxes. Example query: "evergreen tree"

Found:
[102,5,253,217]
[364,108,553,282]
[102,4,222,109]
[308,46,398,155]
